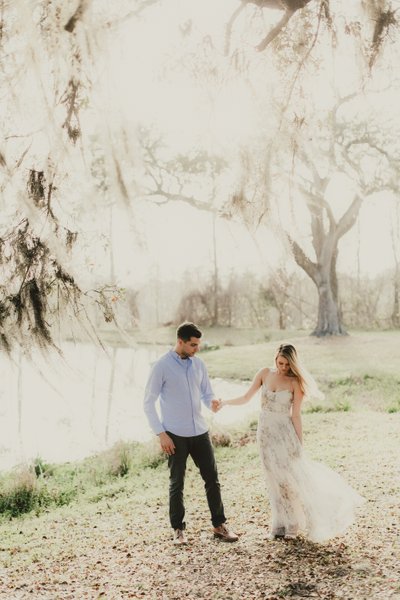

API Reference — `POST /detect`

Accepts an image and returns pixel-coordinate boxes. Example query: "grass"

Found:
[0,411,398,599]
[0,424,262,521]
[1,329,399,519]
[200,330,400,413]
[0,440,167,520]
[97,326,310,348]
[200,329,400,378]
[0,329,399,597]
[98,327,400,411]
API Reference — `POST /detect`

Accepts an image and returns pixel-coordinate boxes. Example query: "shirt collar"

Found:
[170,349,192,364]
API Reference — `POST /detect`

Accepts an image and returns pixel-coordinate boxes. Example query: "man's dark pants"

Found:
[167,431,226,530]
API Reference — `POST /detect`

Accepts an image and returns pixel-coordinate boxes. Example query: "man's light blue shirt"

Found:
[143,350,215,437]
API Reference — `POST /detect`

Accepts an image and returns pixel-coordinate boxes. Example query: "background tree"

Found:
[220,0,400,335]
[0,1,144,353]
[141,129,228,326]
[390,201,400,328]
[1,0,399,351]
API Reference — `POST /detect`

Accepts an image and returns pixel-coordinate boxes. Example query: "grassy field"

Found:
[0,412,398,599]
[0,329,399,599]
[100,327,400,412]
[200,329,400,413]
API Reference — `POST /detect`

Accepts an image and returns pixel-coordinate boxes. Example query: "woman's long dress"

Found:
[257,386,364,542]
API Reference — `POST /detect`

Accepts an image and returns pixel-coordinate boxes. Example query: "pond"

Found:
[0,343,260,471]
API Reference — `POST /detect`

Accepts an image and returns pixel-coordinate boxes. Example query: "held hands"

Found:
[211,398,224,413]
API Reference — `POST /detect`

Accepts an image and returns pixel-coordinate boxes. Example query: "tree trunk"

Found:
[392,276,399,328]
[290,231,340,336]
[313,274,346,336]
[290,191,362,336]
[391,202,400,328]
[211,212,219,326]
[17,349,23,449]
[109,205,116,283]
[278,309,286,330]
[105,347,118,445]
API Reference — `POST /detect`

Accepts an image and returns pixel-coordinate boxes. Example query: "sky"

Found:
[113,199,398,286]
[86,0,398,287]
[15,0,394,290]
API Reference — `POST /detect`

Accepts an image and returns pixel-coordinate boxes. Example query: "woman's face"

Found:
[276,354,290,375]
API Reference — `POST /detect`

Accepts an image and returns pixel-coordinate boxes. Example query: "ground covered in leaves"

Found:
[0,411,399,599]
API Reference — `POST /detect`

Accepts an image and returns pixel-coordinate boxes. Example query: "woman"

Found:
[216,344,364,542]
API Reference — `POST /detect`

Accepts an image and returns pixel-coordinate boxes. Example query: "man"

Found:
[143,322,238,545]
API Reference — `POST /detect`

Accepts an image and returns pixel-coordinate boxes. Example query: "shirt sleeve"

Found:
[143,361,165,435]
[200,361,215,409]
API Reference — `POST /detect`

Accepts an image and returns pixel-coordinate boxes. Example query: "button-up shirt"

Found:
[143,350,215,437]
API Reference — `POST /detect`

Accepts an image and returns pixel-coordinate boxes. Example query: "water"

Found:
[0,343,260,471]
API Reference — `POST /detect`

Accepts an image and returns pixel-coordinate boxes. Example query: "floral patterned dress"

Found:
[257,385,364,541]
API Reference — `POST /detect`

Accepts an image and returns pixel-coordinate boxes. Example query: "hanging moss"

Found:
[0,214,82,353]
[246,0,311,10]
[55,266,77,287]
[0,333,11,354]
[66,230,78,250]
[369,9,397,69]
[321,0,333,29]
[9,293,24,325]
[27,278,52,344]
[28,170,46,207]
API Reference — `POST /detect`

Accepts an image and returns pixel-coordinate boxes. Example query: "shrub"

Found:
[33,457,54,478]
[305,404,326,413]
[136,441,167,469]
[103,441,133,477]
[0,468,39,517]
[333,400,351,412]
[211,431,232,447]
[305,401,351,414]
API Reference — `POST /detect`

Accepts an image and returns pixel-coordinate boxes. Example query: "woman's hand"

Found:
[211,399,223,412]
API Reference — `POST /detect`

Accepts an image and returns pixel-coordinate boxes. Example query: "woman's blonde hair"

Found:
[275,344,322,399]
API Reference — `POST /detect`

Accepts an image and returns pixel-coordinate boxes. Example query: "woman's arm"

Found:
[221,368,267,407]
[291,379,303,444]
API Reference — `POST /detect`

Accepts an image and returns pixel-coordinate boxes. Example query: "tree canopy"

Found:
[1,0,399,350]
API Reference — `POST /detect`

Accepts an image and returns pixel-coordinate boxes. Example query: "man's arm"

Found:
[143,362,165,435]
[200,361,215,409]
[143,361,176,455]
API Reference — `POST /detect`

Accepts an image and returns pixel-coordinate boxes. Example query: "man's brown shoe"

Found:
[173,529,188,545]
[213,524,239,542]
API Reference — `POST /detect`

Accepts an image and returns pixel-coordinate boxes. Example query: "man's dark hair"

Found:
[176,322,202,342]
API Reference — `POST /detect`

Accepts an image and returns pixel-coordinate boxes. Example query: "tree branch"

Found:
[224,3,246,55]
[336,195,363,240]
[105,0,161,30]
[145,190,218,214]
[298,182,336,231]
[256,9,295,51]
[288,235,318,283]
[345,137,395,164]
[64,0,91,33]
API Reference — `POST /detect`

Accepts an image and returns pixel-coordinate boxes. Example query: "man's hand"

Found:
[211,399,222,413]
[158,432,175,455]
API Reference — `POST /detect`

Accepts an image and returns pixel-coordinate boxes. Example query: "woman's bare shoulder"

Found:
[291,376,301,390]
[259,366,271,375]
[257,366,270,382]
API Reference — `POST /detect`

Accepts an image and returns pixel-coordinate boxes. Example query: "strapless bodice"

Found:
[260,386,293,414]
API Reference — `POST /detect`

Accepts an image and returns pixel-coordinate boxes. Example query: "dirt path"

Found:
[0,412,399,599]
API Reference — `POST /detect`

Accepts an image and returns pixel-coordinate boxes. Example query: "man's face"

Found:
[177,336,201,358]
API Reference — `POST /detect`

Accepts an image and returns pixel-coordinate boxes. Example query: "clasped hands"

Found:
[211,398,224,413]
